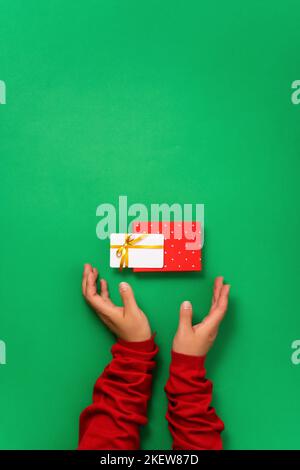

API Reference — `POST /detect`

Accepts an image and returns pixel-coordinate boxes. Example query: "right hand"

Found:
[172,277,230,357]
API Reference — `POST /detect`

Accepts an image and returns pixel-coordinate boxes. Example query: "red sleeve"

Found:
[164,351,224,450]
[78,336,158,450]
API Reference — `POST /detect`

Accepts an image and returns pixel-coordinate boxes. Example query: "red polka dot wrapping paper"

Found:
[133,221,202,272]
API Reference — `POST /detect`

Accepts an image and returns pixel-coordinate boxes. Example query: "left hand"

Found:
[82,264,152,342]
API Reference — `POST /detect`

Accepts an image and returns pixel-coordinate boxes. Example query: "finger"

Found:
[211,276,224,307]
[82,264,93,296]
[100,278,110,300]
[86,270,98,297]
[100,279,115,307]
[216,284,230,316]
[208,284,230,327]
[119,282,138,312]
[93,267,98,278]
[86,271,114,316]
[178,301,193,331]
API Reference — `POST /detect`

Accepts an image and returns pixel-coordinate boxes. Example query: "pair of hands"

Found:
[82,264,230,357]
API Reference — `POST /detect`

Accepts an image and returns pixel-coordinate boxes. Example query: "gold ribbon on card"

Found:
[111,234,163,271]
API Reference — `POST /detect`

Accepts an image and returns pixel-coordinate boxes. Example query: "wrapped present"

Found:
[110,233,164,270]
[133,221,201,272]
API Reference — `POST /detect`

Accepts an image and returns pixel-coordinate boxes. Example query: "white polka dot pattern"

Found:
[132,221,202,272]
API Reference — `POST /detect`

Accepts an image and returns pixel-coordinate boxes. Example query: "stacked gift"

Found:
[110,221,201,272]
[133,221,201,272]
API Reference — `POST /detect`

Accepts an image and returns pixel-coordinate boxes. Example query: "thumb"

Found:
[178,301,193,331]
[119,282,139,312]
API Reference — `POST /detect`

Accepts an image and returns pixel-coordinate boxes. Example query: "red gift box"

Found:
[133,221,201,272]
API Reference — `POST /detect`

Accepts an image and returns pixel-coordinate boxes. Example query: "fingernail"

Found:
[119,282,129,291]
[182,301,192,309]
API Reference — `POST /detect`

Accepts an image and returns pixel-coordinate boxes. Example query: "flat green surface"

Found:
[1,0,300,450]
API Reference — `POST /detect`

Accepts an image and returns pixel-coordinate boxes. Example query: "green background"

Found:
[1,0,300,450]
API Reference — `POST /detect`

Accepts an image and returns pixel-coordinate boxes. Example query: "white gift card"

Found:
[110,233,164,269]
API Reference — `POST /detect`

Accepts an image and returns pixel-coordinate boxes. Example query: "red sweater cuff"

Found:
[171,350,206,369]
[117,333,157,353]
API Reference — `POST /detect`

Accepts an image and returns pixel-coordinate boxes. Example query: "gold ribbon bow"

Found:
[111,234,163,271]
